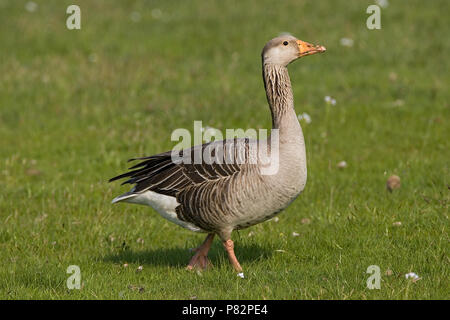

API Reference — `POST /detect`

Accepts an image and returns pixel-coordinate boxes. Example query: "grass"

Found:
[0,0,448,299]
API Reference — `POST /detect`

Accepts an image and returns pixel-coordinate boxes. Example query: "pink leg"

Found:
[223,239,242,272]
[186,233,215,270]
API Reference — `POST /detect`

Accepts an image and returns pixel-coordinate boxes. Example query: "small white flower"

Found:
[25,1,37,12]
[337,161,347,168]
[324,96,336,105]
[405,272,419,280]
[136,266,143,272]
[340,38,354,47]
[123,263,129,268]
[130,11,141,23]
[375,0,389,8]
[302,113,312,123]
[151,8,162,19]
[297,113,312,124]
[292,232,300,237]
[393,99,404,107]
[273,217,279,222]
[237,272,245,278]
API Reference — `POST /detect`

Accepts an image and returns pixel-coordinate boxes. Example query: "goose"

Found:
[109,35,326,273]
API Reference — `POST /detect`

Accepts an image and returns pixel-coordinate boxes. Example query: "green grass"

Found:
[0,0,448,299]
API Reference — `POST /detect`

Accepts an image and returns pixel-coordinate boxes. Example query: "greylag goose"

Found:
[110,35,326,273]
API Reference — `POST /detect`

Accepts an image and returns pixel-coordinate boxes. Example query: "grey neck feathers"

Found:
[262,63,295,129]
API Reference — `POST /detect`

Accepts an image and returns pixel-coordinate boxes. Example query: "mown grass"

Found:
[0,0,448,299]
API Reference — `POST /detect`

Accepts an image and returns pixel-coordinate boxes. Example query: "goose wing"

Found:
[109,138,256,197]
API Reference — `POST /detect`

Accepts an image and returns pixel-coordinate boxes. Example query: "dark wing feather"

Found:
[109,138,252,197]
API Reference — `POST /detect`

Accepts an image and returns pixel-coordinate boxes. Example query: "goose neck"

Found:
[262,63,295,129]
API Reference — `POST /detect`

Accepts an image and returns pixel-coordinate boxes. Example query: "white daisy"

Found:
[340,38,354,47]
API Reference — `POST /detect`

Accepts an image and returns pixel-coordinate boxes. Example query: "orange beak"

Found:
[296,40,326,57]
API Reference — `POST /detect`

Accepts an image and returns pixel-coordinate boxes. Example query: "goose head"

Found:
[262,35,326,67]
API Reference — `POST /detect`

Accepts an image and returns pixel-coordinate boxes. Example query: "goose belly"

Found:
[232,191,302,230]
[126,191,204,233]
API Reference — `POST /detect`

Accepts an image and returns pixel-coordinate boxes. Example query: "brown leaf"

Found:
[386,175,401,192]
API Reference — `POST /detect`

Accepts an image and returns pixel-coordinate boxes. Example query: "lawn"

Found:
[0,0,448,299]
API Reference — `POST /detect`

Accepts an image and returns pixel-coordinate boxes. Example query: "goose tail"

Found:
[111,192,138,204]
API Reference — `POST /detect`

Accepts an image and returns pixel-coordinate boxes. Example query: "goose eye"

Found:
[283,41,289,46]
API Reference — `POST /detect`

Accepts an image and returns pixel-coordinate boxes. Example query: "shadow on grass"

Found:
[103,242,272,268]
